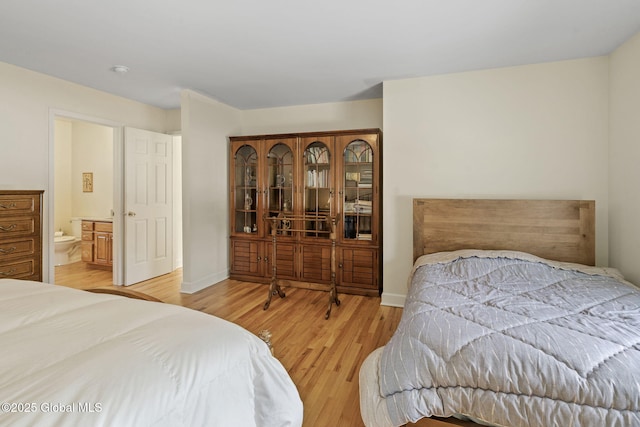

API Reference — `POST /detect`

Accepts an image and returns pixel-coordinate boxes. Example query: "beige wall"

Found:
[240,99,382,135]
[71,121,114,219]
[0,61,170,281]
[0,63,167,190]
[54,120,73,234]
[54,119,113,233]
[2,38,638,294]
[609,31,640,285]
[165,108,182,134]
[382,57,610,306]
[180,94,382,292]
[180,90,242,292]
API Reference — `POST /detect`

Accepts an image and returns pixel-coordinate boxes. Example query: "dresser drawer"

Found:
[0,194,37,217]
[0,238,35,260]
[94,222,113,232]
[0,217,36,238]
[0,258,38,280]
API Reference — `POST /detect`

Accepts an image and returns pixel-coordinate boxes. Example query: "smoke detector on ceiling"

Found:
[111,65,130,74]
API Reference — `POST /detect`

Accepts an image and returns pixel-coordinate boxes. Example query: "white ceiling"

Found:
[1,1,639,110]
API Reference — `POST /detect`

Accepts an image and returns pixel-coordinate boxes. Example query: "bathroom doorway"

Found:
[52,117,114,285]
[50,114,183,286]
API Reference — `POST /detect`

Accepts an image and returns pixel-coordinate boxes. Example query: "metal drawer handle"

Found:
[0,268,17,276]
[0,224,17,232]
[0,202,17,209]
[0,246,16,254]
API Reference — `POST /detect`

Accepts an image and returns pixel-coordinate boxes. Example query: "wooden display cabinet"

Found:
[229,129,382,296]
[335,133,380,292]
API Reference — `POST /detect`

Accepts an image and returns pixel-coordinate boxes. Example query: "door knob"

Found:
[127,211,136,217]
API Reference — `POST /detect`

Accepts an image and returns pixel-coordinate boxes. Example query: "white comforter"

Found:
[361,250,640,427]
[0,279,303,427]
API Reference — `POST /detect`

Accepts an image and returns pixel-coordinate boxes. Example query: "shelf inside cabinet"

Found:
[344,212,372,216]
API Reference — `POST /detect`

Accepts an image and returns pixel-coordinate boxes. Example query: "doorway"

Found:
[49,112,182,286]
[52,118,114,284]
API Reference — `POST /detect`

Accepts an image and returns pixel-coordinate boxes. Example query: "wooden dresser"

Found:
[0,190,44,281]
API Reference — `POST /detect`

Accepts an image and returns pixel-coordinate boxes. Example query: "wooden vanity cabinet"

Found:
[81,221,94,262]
[81,220,113,269]
[94,222,113,266]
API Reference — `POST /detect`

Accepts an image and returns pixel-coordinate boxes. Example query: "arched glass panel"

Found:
[267,143,294,236]
[342,140,373,241]
[303,141,331,237]
[234,145,258,234]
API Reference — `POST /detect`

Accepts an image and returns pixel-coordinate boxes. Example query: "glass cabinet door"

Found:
[233,144,259,235]
[303,139,332,238]
[266,142,294,236]
[342,139,374,241]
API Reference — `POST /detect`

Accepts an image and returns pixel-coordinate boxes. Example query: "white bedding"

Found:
[0,279,303,427]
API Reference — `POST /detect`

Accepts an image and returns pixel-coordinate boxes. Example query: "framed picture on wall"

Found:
[82,172,93,192]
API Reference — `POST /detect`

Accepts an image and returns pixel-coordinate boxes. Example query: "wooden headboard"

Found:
[413,199,595,266]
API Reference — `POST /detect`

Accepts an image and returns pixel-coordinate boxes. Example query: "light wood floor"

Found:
[54,262,404,427]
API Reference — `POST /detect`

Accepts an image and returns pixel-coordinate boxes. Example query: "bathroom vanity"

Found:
[81,219,113,269]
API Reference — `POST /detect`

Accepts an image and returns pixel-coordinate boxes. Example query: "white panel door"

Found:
[124,127,173,285]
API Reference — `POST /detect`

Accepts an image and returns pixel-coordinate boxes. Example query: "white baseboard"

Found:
[380,292,406,308]
[181,270,229,294]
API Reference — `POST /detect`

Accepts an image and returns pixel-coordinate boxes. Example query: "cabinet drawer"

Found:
[0,258,37,280]
[0,217,36,238]
[82,231,94,241]
[0,194,37,217]
[0,238,35,260]
[94,222,113,232]
[82,221,94,231]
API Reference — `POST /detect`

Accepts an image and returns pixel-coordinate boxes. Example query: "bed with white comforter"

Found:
[360,250,640,427]
[0,279,303,427]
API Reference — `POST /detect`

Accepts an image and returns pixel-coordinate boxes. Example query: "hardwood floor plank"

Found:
[54,262,403,427]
